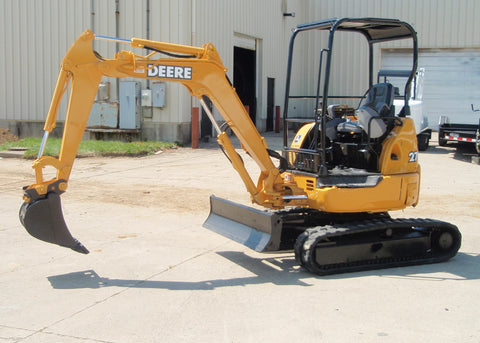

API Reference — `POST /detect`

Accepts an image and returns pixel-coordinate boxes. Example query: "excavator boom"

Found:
[19,30,305,253]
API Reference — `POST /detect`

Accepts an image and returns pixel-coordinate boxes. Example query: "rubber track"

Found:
[294,217,461,276]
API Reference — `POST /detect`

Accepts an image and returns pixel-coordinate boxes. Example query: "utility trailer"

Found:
[438,105,480,154]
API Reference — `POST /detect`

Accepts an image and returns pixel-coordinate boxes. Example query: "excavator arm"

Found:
[19,30,306,253]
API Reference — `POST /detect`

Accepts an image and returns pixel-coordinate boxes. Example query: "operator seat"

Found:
[337,83,395,139]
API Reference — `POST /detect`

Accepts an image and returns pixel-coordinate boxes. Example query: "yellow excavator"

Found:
[19,18,461,275]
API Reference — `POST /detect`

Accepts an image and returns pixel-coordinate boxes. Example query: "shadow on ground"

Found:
[423,142,479,163]
[47,251,479,290]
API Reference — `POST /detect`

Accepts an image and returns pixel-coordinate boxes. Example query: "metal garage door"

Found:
[381,49,480,129]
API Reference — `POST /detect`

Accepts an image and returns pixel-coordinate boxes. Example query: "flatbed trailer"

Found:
[439,109,480,154]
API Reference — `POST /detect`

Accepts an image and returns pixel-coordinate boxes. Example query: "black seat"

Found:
[337,83,395,139]
[363,82,395,117]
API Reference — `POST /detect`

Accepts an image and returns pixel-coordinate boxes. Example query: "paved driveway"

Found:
[1,133,479,342]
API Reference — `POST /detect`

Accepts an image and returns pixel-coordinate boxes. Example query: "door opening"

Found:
[234,46,256,125]
[267,78,275,131]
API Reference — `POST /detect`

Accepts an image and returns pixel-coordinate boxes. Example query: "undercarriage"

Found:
[203,196,461,276]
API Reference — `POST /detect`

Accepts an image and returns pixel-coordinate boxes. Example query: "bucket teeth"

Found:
[19,192,89,254]
[71,238,90,254]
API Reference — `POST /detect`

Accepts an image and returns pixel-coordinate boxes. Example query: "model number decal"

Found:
[147,64,192,79]
[408,151,418,162]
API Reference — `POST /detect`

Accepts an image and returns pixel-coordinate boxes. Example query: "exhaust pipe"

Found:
[19,189,89,254]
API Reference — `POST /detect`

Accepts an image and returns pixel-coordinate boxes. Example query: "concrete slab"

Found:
[0,149,25,158]
[1,133,480,342]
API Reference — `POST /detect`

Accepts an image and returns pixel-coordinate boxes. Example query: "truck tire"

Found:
[438,133,447,147]
[417,134,430,151]
[476,129,480,155]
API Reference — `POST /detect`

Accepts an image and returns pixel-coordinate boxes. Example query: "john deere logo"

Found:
[147,64,192,80]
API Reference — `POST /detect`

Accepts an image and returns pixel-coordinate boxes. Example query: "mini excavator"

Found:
[20,18,461,275]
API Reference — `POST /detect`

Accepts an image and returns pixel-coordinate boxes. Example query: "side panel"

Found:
[295,173,419,213]
[379,118,419,175]
[87,102,118,128]
[119,81,141,129]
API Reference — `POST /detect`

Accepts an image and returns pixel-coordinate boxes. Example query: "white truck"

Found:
[378,68,431,151]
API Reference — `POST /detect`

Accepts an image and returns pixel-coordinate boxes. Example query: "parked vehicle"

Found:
[439,104,480,154]
[378,68,431,151]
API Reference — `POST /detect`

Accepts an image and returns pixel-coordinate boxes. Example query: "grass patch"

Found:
[0,137,177,158]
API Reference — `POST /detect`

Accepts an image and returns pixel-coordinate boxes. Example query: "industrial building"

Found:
[1,0,479,144]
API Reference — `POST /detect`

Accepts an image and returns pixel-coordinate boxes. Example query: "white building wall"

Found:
[194,0,307,129]
[1,0,89,126]
[302,0,480,126]
[93,0,193,130]
[1,0,479,140]
[304,0,480,101]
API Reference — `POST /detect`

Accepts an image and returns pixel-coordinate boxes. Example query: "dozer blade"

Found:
[203,195,283,252]
[19,192,89,254]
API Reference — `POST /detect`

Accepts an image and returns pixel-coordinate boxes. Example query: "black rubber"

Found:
[294,218,461,276]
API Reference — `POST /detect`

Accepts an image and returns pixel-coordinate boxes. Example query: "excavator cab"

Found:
[284,18,417,176]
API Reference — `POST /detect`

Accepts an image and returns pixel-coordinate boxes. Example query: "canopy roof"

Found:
[296,17,416,43]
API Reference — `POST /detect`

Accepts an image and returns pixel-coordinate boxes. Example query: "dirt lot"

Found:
[33,134,480,222]
[1,133,479,342]
[0,127,18,145]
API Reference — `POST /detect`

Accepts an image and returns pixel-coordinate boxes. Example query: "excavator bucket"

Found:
[19,192,89,254]
[203,195,283,252]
